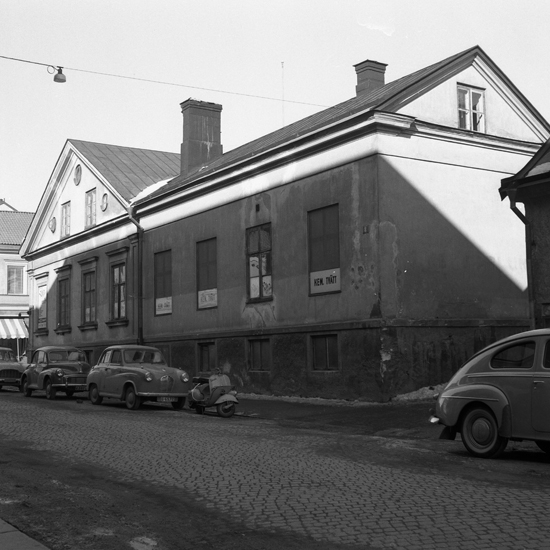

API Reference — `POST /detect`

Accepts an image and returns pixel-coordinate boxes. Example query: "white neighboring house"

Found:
[0,200,33,358]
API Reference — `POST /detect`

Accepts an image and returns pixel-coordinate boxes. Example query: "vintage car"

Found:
[21,346,91,399]
[87,345,190,410]
[430,328,550,459]
[0,347,25,391]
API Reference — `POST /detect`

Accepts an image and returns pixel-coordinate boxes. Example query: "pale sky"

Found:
[2,0,550,213]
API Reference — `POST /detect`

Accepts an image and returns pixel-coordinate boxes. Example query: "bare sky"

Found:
[2,0,550,213]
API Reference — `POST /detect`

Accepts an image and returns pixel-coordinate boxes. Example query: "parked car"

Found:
[21,346,91,399]
[0,347,25,391]
[87,345,190,410]
[430,328,550,459]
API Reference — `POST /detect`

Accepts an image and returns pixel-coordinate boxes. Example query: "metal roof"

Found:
[68,140,181,202]
[153,46,478,199]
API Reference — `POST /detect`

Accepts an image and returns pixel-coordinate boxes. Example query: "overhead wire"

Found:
[0,54,328,108]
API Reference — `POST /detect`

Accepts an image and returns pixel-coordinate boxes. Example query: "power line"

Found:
[0,54,328,108]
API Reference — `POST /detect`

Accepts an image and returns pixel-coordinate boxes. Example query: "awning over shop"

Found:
[0,318,29,339]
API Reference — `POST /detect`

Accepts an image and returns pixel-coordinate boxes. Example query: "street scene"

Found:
[5,3,550,550]
[1,389,550,550]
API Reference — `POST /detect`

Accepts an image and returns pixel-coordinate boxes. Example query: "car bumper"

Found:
[137,392,187,397]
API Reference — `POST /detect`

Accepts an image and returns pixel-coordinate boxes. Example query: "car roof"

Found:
[469,328,550,360]
[104,345,160,351]
[35,346,84,352]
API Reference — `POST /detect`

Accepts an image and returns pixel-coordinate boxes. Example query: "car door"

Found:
[101,349,123,396]
[532,338,550,433]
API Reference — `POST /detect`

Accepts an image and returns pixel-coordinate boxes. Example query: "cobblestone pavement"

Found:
[0,395,549,549]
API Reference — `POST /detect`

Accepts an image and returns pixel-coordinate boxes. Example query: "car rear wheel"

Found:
[171,397,186,410]
[461,407,508,459]
[125,387,141,410]
[45,379,56,400]
[536,441,550,454]
[22,377,32,397]
[89,385,103,405]
[216,402,235,418]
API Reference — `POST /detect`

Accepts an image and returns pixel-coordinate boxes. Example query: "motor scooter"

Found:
[187,369,238,417]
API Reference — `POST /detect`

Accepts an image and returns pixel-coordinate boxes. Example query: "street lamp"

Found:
[53,66,66,83]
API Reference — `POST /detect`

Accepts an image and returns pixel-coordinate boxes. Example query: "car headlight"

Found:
[144,372,153,382]
[180,371,189,383]
[56,369,64,378]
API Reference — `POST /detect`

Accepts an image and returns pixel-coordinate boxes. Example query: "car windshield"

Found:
[0,350,16,362]
[123,350,166,365]
[49,350,87,363]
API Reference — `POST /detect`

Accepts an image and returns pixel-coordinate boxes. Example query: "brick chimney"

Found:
[180,99,223,177]
[353,60,387,96]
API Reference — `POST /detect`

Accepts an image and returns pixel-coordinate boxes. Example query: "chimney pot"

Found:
[354,59,387,96]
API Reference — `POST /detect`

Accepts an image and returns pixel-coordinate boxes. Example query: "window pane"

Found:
[309,205,339,272]
[263,275,272,297]
[248,228,259,254]
[250,277,260,298]
[249,256,259,277]
[492,342,535,369]
[313,337,327,371]
[259,226,271,251]
[458,88,468,109]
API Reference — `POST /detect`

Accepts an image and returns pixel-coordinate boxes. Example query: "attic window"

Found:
[458,85,485,132]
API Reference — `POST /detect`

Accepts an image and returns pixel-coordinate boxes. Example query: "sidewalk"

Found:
[0,518,50,550]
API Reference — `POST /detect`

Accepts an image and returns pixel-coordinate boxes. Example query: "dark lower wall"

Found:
[149,321,528,402]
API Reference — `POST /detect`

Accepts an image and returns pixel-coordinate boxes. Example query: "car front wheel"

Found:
[22,377,32,397]
[171,397,186,410]
[45,379,56,400]
[125,387,141,410]
[536,441,550,454]
[89,385,103,405]
[461,407,508,459]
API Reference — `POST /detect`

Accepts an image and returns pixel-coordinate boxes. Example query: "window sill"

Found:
[34,329,49,337]
[78,322,98,332]
[106,319,129,328]
[246,296,274,304]
[54,326,72,335]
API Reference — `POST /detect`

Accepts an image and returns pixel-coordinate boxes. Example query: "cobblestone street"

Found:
[1,392,550,549]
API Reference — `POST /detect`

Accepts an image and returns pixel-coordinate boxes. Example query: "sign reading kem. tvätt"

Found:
[310,268,341,294]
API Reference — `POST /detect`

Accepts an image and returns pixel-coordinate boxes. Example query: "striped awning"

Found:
[0,318,29,339]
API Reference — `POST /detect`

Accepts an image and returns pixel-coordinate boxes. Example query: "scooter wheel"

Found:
[217,402,235,418]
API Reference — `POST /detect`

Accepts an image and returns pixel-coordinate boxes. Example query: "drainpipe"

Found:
[127,206,144,345]
[507,189,536,329]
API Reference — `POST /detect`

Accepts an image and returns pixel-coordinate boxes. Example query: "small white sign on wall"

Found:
[198,288,217,309]
[310,268,341,295]
[156,296,172,315]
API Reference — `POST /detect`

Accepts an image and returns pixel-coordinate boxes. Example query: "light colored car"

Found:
[87,345,190,410]
[0,347,25,391]
[21,346,91,399]
[430,328,550,458]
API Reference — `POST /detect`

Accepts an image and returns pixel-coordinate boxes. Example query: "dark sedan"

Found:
[0,347,25,391]
[430,329,550,458]
[21,346,91,399]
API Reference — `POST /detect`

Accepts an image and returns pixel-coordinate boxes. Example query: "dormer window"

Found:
[61,201,71,238]
[458,85,485,132]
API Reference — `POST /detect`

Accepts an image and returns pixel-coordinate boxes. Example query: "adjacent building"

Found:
[0,201,33,358]
[500,138,550,329]
[21,46,550,401]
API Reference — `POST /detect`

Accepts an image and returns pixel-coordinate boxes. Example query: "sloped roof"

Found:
[149,46,484,200]
[0,211,34,246]
[69,140,180,202]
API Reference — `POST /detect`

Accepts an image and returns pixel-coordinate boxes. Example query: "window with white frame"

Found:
[246,223,272,301]
[7,265,24,294]
[457,85,485,132]
[61,201,71,238]
[85,188,96,228]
